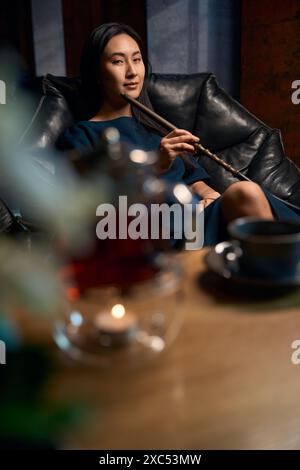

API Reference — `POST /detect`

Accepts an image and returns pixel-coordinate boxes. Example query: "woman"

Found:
[58,22,300,246]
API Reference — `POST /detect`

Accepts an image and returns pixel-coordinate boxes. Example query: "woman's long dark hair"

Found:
[80,22,167,136]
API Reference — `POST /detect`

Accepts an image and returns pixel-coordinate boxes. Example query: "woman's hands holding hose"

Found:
[159,128,200,170]
[158,129,220,207]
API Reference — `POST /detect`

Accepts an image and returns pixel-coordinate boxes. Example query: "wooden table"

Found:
[31,248,300,449]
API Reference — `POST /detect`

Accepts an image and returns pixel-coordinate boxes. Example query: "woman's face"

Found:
[100,33,145,106]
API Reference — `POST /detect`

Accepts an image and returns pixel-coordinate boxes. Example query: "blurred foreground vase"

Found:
[54,127,189,366]
[57,126,185,291]
[54,253,185,367]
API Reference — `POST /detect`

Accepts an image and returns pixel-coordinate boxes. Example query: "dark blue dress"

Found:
[57,116,300,246]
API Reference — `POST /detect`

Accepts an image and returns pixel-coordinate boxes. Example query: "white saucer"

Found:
[204,241,300,288]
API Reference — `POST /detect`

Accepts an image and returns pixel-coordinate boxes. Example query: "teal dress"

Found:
[57,116,300,246]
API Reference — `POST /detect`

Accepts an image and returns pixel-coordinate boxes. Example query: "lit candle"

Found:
[94,303,138,346]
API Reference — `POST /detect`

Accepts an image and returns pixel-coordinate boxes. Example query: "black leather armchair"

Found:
[22,72,300,208]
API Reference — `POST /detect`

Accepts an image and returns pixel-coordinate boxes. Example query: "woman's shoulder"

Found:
[66,120,103,131]
[56,118,135,152]
[56,116,162,153]
[56,121,100,152]
[70,117,137,134]
[60,120,96,137]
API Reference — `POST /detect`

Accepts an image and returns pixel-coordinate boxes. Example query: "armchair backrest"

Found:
[21,72,300,207]
[147,73,300,206]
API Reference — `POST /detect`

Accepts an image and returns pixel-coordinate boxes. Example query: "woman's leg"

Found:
[220,181,274,223]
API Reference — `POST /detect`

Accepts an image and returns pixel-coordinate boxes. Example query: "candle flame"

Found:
[111,303,125,319]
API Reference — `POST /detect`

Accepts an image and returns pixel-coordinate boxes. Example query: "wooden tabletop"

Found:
[32,248,300,449]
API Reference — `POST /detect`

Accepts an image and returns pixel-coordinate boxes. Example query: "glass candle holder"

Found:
[53,253,185,368]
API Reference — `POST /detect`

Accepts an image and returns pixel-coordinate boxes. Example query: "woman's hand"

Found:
[190,181,221,208]
[159,128,200,169]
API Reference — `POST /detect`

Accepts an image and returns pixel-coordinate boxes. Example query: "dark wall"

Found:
[0,0,147,78]
[62,0,147,76]
[0,0,35,74]
[147,0,241,98]
[241,0,300,166]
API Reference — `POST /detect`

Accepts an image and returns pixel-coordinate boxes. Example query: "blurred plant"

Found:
[0,342,85,449]
[0,249,86,449]
[0,238,64,315]
[0,50,103,448]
